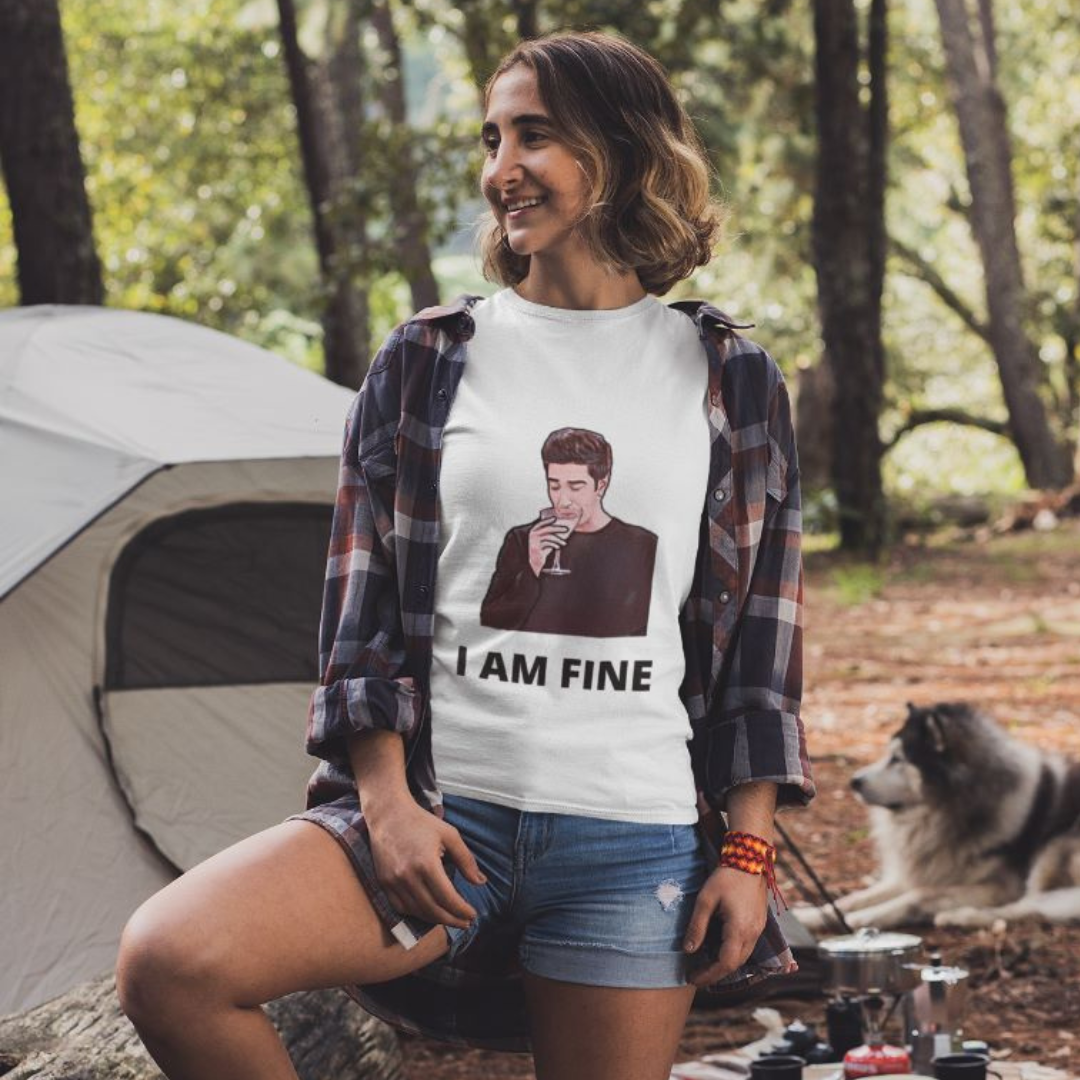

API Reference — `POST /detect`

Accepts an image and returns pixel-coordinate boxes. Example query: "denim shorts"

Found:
[438,791,711,989]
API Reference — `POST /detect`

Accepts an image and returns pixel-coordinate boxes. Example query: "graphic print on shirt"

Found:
[479,426,658,637]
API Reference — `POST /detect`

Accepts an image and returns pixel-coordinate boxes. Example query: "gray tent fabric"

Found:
[0,307,353,1014]
[0,304,349,600]
[0,414,156,597]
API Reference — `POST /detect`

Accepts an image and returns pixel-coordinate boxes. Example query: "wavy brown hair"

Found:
[478,31,725,296]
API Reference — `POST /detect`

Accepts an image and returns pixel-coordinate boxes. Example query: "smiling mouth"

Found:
[505,196,546,217]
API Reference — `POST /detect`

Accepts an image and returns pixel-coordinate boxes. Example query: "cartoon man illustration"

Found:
[480,427,658,638]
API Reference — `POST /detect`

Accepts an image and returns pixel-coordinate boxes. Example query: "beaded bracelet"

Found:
[719,830,786,910]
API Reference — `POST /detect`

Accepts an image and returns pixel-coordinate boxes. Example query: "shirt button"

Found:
[718,590,732,604]
[429,481,438,495]
[418,584,430,597]
[436,388,448,402]
[712,487,727,502]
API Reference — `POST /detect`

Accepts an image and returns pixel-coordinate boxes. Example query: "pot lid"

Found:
[920,964,968,983]
[818,927,923,956]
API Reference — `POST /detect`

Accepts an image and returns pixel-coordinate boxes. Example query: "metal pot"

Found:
[818,927,923,995]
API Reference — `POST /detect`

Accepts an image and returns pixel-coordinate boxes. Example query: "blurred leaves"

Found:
[0,0,1076,499]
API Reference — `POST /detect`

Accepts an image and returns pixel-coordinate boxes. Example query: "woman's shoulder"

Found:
[367,294,486,379]
[667,298,786,389]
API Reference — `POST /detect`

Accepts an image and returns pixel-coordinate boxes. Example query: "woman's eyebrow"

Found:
[480,113,552,135]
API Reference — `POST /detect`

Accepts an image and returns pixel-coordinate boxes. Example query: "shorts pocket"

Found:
[669,822,704,858]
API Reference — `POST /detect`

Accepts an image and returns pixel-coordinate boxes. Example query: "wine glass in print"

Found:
[538,505,580,575]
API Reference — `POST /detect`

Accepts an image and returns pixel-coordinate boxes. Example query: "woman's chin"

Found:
[504,233,539,257]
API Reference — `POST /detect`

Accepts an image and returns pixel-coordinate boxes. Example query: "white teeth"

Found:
[507,197,544,211]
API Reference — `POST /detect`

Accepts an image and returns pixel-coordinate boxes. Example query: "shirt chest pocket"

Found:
[765,431,787,508]
[358,437,399,548]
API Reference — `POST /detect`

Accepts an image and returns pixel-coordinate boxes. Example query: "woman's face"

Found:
[481,65,591,263]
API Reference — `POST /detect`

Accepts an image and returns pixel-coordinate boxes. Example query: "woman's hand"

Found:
[366,798,487,929]
[682,864,769,987]
[683,780,778,987]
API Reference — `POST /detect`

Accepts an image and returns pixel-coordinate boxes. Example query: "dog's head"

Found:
[851,701,985,811]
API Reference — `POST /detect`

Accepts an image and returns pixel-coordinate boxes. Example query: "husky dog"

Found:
[792,702,1080,931]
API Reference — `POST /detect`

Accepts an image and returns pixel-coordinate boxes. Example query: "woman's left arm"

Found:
[682,779,778,985]
[682,348,815,985]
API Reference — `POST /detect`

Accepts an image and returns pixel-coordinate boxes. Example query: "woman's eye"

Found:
[479,129,546,156]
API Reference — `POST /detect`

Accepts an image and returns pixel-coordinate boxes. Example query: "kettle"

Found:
[901,953,969,1073]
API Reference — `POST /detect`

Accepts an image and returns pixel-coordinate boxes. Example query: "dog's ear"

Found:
[924,709,948,754]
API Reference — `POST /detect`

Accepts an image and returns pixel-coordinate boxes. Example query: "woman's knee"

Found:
[115,893,229,1030]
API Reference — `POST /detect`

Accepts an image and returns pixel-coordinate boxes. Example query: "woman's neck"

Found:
[513,252,646,311]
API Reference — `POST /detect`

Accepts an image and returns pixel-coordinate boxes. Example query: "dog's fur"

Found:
[792,702,1080,931]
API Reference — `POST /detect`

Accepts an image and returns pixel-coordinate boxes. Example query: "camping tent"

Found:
[0,305,354,1015]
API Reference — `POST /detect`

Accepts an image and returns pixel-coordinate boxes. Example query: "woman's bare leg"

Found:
[522,971,696,1080]
[115,820,450,1080]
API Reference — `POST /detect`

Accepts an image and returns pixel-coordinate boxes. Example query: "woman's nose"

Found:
[486,141,523,190]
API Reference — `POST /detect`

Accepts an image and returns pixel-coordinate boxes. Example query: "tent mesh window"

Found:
[105,503,333,689]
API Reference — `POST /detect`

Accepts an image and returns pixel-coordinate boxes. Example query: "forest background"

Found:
[2,0,1078,555]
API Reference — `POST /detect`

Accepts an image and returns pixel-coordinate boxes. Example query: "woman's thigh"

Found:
[523,974,696,1080]
[117,819,450,1009]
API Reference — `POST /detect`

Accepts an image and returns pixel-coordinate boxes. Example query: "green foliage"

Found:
[886,0,1080,449]
[829,563,886,606]
[58,0,320,351]
[0,186,15,308]
[1,0,1074,507]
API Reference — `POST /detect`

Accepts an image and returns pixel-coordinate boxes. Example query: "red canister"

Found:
[843,1041,912,1077]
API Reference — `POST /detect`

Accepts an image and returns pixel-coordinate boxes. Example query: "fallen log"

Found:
[0,973,403,1080]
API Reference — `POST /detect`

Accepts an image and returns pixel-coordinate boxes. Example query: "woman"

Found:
[116,30,814,1080]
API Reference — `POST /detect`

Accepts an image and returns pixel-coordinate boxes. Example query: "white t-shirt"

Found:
[429,287,711,823]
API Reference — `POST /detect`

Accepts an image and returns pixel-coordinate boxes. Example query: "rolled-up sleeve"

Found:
[708,364,815,810]
[305,330,421,761]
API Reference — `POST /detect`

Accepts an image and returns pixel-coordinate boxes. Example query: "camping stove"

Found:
[819,928,924,1058]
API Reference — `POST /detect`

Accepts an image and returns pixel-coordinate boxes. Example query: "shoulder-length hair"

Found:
[478,30,725,296]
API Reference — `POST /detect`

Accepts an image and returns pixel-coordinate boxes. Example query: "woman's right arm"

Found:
[306,328,484,929]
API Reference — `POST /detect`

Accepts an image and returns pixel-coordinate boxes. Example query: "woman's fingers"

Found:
[371,811,485,929]
[684,867,768,987]
[682,870,722,956]
[441,824,488,886]
[386,863,476,928]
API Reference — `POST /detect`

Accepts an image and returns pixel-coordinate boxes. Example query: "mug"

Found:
[750,1055,806,1080]
[932,1052,1003,1080]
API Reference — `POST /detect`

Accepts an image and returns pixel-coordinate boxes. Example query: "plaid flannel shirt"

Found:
[294,294,815,1051]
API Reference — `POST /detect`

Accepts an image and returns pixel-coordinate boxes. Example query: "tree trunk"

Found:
[810,0,889,554]
[0,973,403,1080]
[934,0,1074,488]
[0,0,103,305]
[277,0,370,389]
[452,0,516,100]
[370,0,440,312]
[509,0,539,39]
[1068,184,1080,430]
[794,359,835,492]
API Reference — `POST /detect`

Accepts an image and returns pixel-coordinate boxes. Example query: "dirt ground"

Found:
[398,521,1080,1078]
